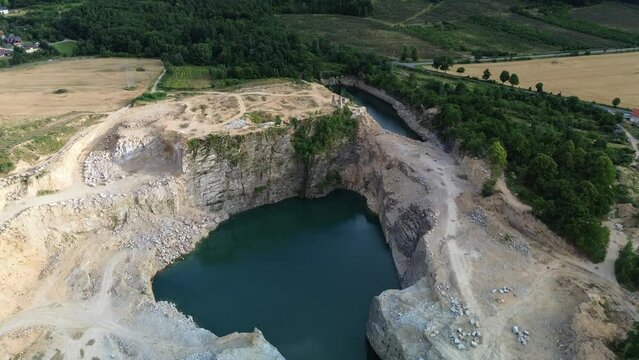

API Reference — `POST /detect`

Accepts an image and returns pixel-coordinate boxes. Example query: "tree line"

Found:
[340,56,625,262]
[1,0,373,78]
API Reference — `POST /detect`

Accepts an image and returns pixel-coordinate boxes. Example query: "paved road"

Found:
[396,47,639,69]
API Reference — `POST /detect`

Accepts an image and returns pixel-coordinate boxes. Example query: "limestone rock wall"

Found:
[183,102,444,360]
[184,127,358,223]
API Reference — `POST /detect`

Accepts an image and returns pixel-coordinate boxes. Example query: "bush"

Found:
[610,322,639,359]
[482,178,497,197]
[615,241,639,290]
[292,108,358,164]
[132,92,167,104]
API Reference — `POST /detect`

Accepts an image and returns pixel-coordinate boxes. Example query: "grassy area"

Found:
[52,40,78,56]
[284,0,639,60]
[571,1,639,33]
[369,0,432,23]
[0,113,101,174]
[159,66,213,90]
[623,122,639,139]
[370,0,517,24]
[398,20,559,55]
[132,91,167,105]
[280,14,450,58]
[515,6,639,46]
[505,14,625,50]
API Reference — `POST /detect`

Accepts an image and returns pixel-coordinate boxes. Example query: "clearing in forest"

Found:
[453,52,639,108]
[0,58,164,120]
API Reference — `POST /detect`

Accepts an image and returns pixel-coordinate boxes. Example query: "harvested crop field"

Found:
[0,58,163,119]
[453,52,639,108]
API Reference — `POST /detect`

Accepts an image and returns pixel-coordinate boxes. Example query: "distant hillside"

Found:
[283,0,639,59]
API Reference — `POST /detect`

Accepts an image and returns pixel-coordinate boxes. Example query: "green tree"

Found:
[612,97,621,108]
[410,46,418,61]
[400,46,409,62]
[612,322,639,359]
[439,103,462,126]
[456,67,465,74]
[535,82,544,93]
[615,241,638,289]
[526,154,558,186]
[432,57,442,71]
[433,56,453,73]
[510,73,520,87]
[482,68,491,81]
[487,141,508,178]
[499,70,510,84]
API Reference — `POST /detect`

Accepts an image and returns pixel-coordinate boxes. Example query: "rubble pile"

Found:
[501,233,530,254]
[492,286,511,295]
[466,207,487,227]
[224,118,250,130]
[83,151,122,186]
[125,218,203,265]
[512,325,530,346]
[449,297,470,317]
[448,318,482,351]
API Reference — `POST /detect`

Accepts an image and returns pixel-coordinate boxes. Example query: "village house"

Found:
[0,7,9,15]
[630,109,639,125]
[0,48,12,58]
[5,35,21,45]
[23,43,40,54]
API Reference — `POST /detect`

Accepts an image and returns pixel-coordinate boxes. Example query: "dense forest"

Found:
[0,0,373,78]
[273,0,373,16]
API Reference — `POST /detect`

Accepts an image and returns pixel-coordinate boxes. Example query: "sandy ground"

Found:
[453,52,639,108]
[158,82,338,136]
[0,58,163,119]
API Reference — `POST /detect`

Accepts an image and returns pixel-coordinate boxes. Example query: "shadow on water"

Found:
[153,190,399,360]
[332,85,421,140]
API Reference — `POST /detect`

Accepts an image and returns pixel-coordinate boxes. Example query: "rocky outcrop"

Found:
[184,127,358,223]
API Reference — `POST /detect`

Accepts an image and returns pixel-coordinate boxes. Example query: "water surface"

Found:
[153,191,399,360]
[340,86,421,140]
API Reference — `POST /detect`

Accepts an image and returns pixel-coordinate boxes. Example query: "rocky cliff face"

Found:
[184,116,439,286]
[183,110,450,360]
[184,126,358,223]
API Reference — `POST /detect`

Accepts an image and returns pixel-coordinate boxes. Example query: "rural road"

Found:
[396,46,639,68]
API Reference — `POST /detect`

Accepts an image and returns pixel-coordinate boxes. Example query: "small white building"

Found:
[23,43,40,54]
[0,7,9,15]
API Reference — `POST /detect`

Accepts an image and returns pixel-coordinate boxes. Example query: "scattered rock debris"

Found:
[512,325,530,346]
[84,151,122,186]
[224,118,250,130]
[501,233,529,254]
[466,207,487,227]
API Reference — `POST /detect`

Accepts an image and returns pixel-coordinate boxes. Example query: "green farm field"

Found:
[159,66,213,90]
[52,40,78,57]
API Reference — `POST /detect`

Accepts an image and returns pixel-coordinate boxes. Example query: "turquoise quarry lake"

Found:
[342,86,421,140]
[153,87,417,359]
[153,191,399,360]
